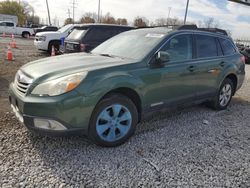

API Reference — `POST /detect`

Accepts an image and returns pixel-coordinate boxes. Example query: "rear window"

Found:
[219,38,236,56]
[6,22,14,27]
[67,27,89,40]
[196,35,217,58]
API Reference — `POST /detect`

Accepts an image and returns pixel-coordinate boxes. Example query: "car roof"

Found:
[75,23,134,29]
[124,27,172,36]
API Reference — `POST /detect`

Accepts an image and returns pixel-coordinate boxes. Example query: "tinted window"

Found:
[86,28,115,42]
[196,35,217,58]
[0,22,6,26]
[219,38,236,55]
[6,22,14,27]
[216,38,223,56]
[161,34,193,62]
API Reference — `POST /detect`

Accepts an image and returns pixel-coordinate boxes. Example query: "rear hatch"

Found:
[64,27,89,53]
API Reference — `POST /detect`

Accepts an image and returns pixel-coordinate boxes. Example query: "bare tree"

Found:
[80,12,97,24]
[133,16,149,27]
[101,12,116,24]
[200,17,220,28]
[64,18,73,25]
[116,18,128,25]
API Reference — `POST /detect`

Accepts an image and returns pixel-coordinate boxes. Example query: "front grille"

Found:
[14,71,33,95]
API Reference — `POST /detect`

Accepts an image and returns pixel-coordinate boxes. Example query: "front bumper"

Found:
[9,83,95,136]
[34,40,48,51]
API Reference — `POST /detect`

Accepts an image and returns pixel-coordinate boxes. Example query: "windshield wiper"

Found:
[100,53,114,58]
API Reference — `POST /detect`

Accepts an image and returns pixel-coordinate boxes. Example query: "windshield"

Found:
[92,30,166,60]
[58,24,72,33]
[66,28,88,40]
[40,26,46,29]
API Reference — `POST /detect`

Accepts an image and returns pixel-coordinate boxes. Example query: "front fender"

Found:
[78,71,144,103]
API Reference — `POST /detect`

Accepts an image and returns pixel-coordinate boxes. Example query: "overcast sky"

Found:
[2,0,250,38]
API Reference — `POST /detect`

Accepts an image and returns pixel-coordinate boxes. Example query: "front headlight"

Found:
[38,36,46,41]
[31,72,88,96]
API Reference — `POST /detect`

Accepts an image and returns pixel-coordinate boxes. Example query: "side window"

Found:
[6,22,14,27]
[219,38,236,56]
[196,35,217,58]
[86,28,114,42]
[216,38,223,56]
[161,34,193,62]
[0,22,6,26]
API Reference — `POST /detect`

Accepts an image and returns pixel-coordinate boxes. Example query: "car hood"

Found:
[20,53,136,82]
[36,31,61,37]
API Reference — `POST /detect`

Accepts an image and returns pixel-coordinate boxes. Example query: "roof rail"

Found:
[177,24,228,36]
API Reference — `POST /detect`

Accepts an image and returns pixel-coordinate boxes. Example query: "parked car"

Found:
[0,21,34,38]
[241,48,250,64]
[34,26,58,34]
[9,25,245,147]
[34,24,80,54]
[64,24,133,53]
[236,43,245,51]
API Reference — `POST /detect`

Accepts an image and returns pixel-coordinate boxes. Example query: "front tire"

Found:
[89,94,138,147]
[209,78,234,110]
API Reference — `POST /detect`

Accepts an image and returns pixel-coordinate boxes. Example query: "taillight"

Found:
[240,55,245,64]
[80,43,85,52]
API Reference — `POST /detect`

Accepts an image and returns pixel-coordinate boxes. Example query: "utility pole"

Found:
[97,0,101,23]
[184,0,189,25]
[46,0,51,25]
[67,9,71,18]
[167,7,171,26]
[72,0,77,23]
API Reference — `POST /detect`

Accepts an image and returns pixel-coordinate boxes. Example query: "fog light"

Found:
[34,118,67,130]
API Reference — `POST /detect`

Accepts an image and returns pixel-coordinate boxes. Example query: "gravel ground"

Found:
[0,38,250,187]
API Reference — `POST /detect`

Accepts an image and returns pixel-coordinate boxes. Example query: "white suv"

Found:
[34,24,80,54]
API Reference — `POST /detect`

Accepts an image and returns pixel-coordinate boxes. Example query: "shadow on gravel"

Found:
[25,97,250,185]
[0,77,9,97]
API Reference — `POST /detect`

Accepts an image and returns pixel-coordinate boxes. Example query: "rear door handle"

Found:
[220,62,225,67]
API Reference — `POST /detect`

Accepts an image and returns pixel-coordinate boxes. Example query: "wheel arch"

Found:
[98,87,142,122]
[22,31,30,37]
[224,73,238,95]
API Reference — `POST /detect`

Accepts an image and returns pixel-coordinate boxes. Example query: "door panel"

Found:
[193,35,224,98]
[141,34,198,109]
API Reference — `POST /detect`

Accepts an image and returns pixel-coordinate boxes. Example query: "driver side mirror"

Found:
[156,51,170,64]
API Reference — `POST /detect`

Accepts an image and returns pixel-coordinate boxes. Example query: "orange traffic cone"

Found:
[12,40,17,48]
[51,45,55,56]
[6,46,13,61]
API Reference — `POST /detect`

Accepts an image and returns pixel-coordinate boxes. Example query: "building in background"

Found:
[0,14,18,24]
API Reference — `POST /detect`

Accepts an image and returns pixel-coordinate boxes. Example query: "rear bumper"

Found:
[9,83,95,136]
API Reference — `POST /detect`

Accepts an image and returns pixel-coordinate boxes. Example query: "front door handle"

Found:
[220,62,225,67]
[187,65,195,72]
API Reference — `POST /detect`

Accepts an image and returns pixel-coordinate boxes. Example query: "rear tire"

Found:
[89,94,138,147]
[208,78,234,110]
[22,32,30,38]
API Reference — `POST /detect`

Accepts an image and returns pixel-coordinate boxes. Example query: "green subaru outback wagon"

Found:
[9,26,245,146]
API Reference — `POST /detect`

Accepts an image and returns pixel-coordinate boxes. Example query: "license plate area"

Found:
[66,43,74,50]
